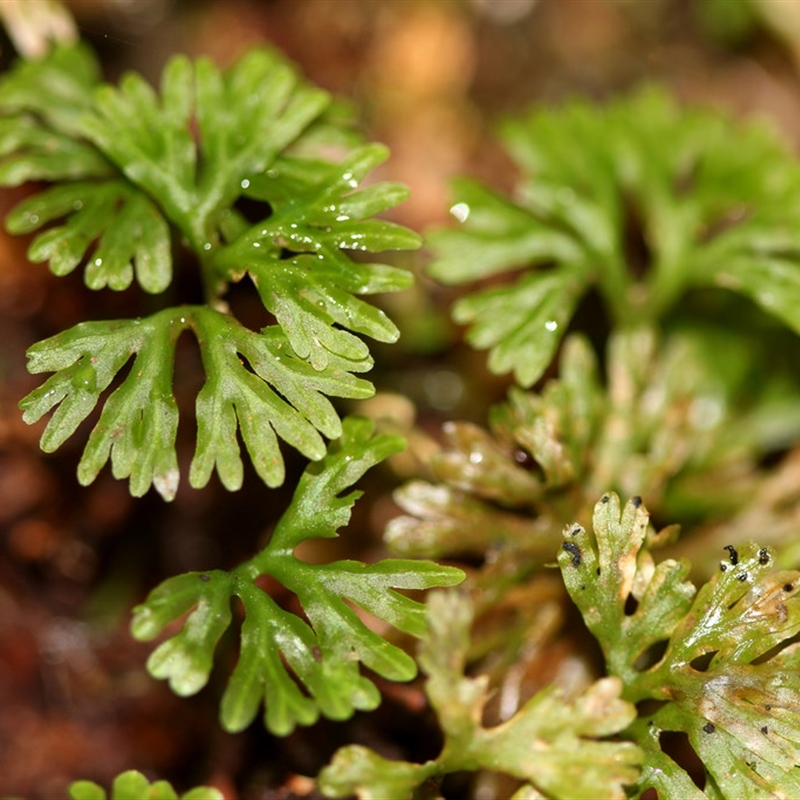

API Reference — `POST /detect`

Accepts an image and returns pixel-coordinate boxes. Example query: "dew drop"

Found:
[203,242,212,251]
[240,178,250,189]
[545,319,558,332]
[449,202,470,223]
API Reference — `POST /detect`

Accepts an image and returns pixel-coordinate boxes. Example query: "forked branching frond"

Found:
[131,419,464,735]
[3,43,418,498]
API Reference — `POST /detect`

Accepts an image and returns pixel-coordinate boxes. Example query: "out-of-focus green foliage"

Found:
[387,324,800,578]
[429,88,800,386]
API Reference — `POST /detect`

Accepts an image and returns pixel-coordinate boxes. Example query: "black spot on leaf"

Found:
[562,541,582,567]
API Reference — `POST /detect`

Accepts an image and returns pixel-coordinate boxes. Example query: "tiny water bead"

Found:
[449,202,470,223]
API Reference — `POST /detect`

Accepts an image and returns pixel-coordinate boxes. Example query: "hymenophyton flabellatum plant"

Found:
[8,9,800,798]
[4,40,420,499]
[0,25,463,758]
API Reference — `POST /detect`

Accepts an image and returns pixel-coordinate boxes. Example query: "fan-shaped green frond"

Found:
[19,307,380,500]
[10,45,417,495]
[0,43,376,292]
[131,419,464,735]
[20,312,181,499]
[429,88,800,386]
[76,48,331,253]
[559,493,800,797]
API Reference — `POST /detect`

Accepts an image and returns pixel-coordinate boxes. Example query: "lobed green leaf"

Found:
[215,144,417,369]
[77,48,331,250]
[21,306,386,500]
[133,420,464,735]
[0,42,100,134]
[20,311,182,500]
[453,266,587,388]
[189,309,374,492]
[7,180,170,291]
[0,115,110,184]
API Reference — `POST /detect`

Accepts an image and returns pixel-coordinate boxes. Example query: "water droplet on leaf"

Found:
[449,202,470,223]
